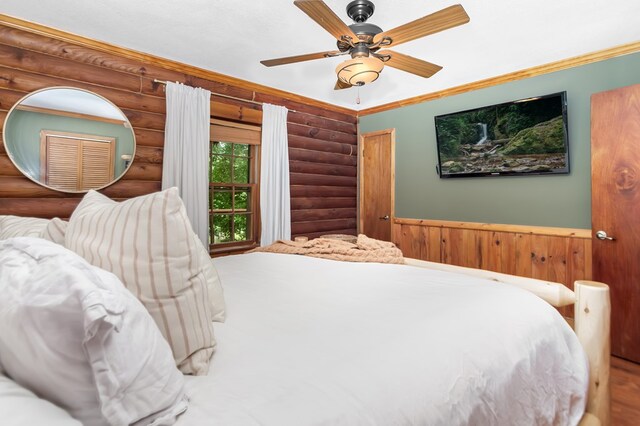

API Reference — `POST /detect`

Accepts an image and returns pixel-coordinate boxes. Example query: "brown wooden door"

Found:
[80,140,116,190]
[591,83,640,363]
[41,130,115,191]
[359,129,395,241]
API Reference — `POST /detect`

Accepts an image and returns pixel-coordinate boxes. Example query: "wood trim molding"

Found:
[394,217,591,239]
[357,133,364,234]
[359,128,396,138]
[0,13,357,117]
[359,41,640,116]
[17,105,127,126]
[4,13,633,121]
[390,132,396,226]
[211,122,261,145]
[210,118,261,132]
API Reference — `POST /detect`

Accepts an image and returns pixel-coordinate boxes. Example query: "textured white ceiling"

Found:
[2,0,639,110]
[22,88,126,120]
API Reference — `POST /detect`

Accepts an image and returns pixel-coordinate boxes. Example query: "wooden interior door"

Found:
[591,83,640,363]
[80,140,116,190]
[42,136,81,191]
[41,130,115,191]
[359,129,395,241]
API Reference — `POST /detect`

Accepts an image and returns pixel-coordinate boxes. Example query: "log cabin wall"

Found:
[392,218,592,316]
[0,19,358,238]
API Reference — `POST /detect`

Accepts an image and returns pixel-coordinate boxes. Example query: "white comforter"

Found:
[179,253,588,426]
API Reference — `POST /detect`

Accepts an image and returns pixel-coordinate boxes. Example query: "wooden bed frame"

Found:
[404,258,610,426]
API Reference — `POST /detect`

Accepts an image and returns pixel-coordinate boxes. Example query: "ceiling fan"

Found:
[261,0,470,90]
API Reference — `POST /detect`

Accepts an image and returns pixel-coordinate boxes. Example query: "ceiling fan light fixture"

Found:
[335,56,384,87]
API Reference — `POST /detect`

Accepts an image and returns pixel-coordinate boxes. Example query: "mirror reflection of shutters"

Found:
[81,140,115,190]
[41,130,116,192]
[44,137,80,191]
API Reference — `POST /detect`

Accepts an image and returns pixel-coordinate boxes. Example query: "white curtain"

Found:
[161,82,211,246]
[260,103,291,246]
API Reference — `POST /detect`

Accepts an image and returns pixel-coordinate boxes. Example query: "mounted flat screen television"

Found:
[434,92,569,178]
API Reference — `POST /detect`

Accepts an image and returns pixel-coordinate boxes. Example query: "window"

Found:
[209,121,261,252]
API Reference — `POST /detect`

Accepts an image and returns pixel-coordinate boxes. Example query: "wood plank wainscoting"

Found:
[392,218,592,317]
[0,16,358,241]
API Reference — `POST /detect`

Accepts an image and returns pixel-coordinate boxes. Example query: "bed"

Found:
[0,199,610,426]
[177,252,606,426]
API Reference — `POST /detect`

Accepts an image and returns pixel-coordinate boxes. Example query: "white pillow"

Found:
[0,237,188,426]
[65,188,217,375]
[0,215,49,239]
[0,374,82,426]
[0,212,226,323]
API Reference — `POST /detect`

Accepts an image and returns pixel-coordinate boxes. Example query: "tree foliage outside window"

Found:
[210,141,254,246]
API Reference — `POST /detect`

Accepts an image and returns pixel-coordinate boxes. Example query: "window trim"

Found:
[209,121,261,255]
[209,181,258,245]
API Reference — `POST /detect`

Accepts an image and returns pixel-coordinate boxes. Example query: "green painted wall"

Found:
[5,110,135,181]
[360,52,640,229]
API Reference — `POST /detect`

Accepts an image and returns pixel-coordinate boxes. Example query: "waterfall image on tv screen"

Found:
[434,92,569,178]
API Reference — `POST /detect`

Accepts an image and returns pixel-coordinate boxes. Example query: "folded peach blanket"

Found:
[250,234,404,264]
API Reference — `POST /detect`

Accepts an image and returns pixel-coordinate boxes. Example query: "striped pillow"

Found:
[0,216,49,239]
[41,218,68,245]
[42,215,226,321]
[194,235,226,322]
[66,188,216,375]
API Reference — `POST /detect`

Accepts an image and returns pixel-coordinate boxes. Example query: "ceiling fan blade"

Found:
[294,0,360,43]
[373,4,469,47]
[334,79,352,90]
[261,50,339,67]
[380,50,442,78]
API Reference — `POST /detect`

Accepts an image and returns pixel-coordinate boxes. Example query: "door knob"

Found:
[595,230,615,241]
[379,215,390,221]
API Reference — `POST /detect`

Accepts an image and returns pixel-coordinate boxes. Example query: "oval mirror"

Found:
[3,87,136,193]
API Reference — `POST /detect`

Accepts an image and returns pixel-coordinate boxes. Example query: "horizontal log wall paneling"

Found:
[0,22,358,239]
[287,106,357,238]
[392,218,592,317]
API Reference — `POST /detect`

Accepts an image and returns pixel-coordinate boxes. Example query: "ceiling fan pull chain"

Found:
[356,86,361,105]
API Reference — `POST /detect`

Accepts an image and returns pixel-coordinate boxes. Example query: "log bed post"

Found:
[575,280,611,426]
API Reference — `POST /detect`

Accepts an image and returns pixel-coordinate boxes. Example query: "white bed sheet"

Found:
[0,374,82,426]
[179,253,588,426]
